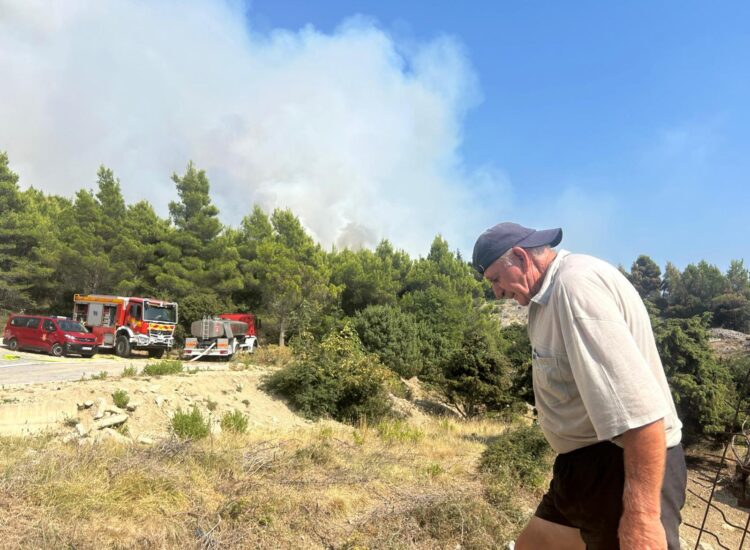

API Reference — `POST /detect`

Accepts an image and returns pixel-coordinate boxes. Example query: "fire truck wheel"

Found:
[148,349,165,359]
[7,338,18,351]
[115,335,131,358]
[50,343,65,357]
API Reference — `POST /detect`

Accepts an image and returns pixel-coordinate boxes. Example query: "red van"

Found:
[3,314,98,358]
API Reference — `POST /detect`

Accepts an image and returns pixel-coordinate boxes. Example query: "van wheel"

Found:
[115,336,131,358]
[7,338,18,351]
[148,349,164,359]
[50,343,64,357]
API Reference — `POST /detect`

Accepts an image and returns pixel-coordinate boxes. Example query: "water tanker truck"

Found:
[183,313,257,360]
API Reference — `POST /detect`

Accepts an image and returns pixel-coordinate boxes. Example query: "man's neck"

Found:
[528,249,558,298]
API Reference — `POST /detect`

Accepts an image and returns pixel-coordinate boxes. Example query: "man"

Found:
[472,222,686,550]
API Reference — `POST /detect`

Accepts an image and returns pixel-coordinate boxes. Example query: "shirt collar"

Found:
[531,249,570,306]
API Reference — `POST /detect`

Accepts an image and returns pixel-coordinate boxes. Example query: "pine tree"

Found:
[0,153,57,311]
[247,208,338,346]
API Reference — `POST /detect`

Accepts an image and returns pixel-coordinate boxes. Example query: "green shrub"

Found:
[171,406,210,439]
[353,304,423,378]
[220,410,248,434]
[654,315,735,441]
[91,371,108,380]
[440,324,514,418]
[262,325,395,423]
[121,366,138,378]
[142,360,183,376]
[500,323,533,404]
[480,424,553,490]
[112,389,130,409]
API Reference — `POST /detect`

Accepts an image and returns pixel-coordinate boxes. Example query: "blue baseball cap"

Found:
[472,222,562,274]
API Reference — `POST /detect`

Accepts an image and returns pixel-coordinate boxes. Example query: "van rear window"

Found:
[10,317,30,327]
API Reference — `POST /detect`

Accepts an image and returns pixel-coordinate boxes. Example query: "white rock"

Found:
[105,405,125,414]
[95,414,129,429]
[126,402,138,412]
[62,433,78,444]
[148,385,161,393]
[93,397,107,420]
[137,434,154,445]
[155,395,165,407]
[83,400,94,408]
[75,423,89,437]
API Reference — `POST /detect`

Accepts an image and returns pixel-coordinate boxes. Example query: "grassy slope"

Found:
[0,416,541,549]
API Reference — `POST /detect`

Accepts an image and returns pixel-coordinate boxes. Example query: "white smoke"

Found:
[0,0,513,255]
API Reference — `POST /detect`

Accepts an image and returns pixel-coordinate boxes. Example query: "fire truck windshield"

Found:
[144,303,176,323]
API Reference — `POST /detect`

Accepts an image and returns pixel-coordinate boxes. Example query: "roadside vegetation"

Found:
[142,360,183,377]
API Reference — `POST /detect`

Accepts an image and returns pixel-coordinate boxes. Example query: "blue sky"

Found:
[1,1,748,272]
[249,1,750,270]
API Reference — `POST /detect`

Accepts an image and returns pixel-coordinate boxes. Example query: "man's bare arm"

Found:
[619,419,667,549]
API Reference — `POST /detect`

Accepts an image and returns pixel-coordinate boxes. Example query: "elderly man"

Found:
[473,222,685,550]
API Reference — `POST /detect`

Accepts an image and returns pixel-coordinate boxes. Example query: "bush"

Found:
[142,360,183,376]
[121,366,137,378]
[171,406,210,439]
[711,293,750,332]
[262,324,395,423]
[112,389,130,409]
[480,424,553,490]
[220,410,248,434]
[353,305,423,378]
[440,323,514,418]
[654,315,735,441]
[500,324,533,404]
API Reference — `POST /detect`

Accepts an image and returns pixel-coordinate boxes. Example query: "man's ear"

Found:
[512,246,529,270]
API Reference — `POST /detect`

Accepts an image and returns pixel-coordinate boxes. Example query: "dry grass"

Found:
[236,345,294,369]
[0,416,539,549]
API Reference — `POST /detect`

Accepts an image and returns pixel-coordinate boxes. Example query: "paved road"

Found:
[0,341,225,386]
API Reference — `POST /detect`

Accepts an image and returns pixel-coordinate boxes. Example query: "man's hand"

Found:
[619,419,667,550]
[619,510,666,550]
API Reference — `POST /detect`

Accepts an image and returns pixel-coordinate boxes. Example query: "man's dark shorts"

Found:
[535,441,687,549]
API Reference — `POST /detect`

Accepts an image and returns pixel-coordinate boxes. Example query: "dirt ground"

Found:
[0,361,310,438]
[680,448,750,549]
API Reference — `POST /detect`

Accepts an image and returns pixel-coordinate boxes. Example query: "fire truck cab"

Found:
[73,294,178,358]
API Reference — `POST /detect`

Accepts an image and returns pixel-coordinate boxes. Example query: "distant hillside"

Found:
[492,300,529,327]
[708,327,750,358]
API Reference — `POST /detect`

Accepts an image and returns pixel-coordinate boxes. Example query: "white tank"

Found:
[190,319,248,338]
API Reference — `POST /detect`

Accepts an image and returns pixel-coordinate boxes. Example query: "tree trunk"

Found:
[278,318,287,347]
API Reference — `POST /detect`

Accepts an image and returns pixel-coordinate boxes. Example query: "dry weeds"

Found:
[0,416,536,549]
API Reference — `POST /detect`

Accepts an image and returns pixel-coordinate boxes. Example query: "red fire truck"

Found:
[73,294,178,358]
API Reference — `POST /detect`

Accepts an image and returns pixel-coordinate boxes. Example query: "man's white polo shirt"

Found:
[527,250,682,454]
